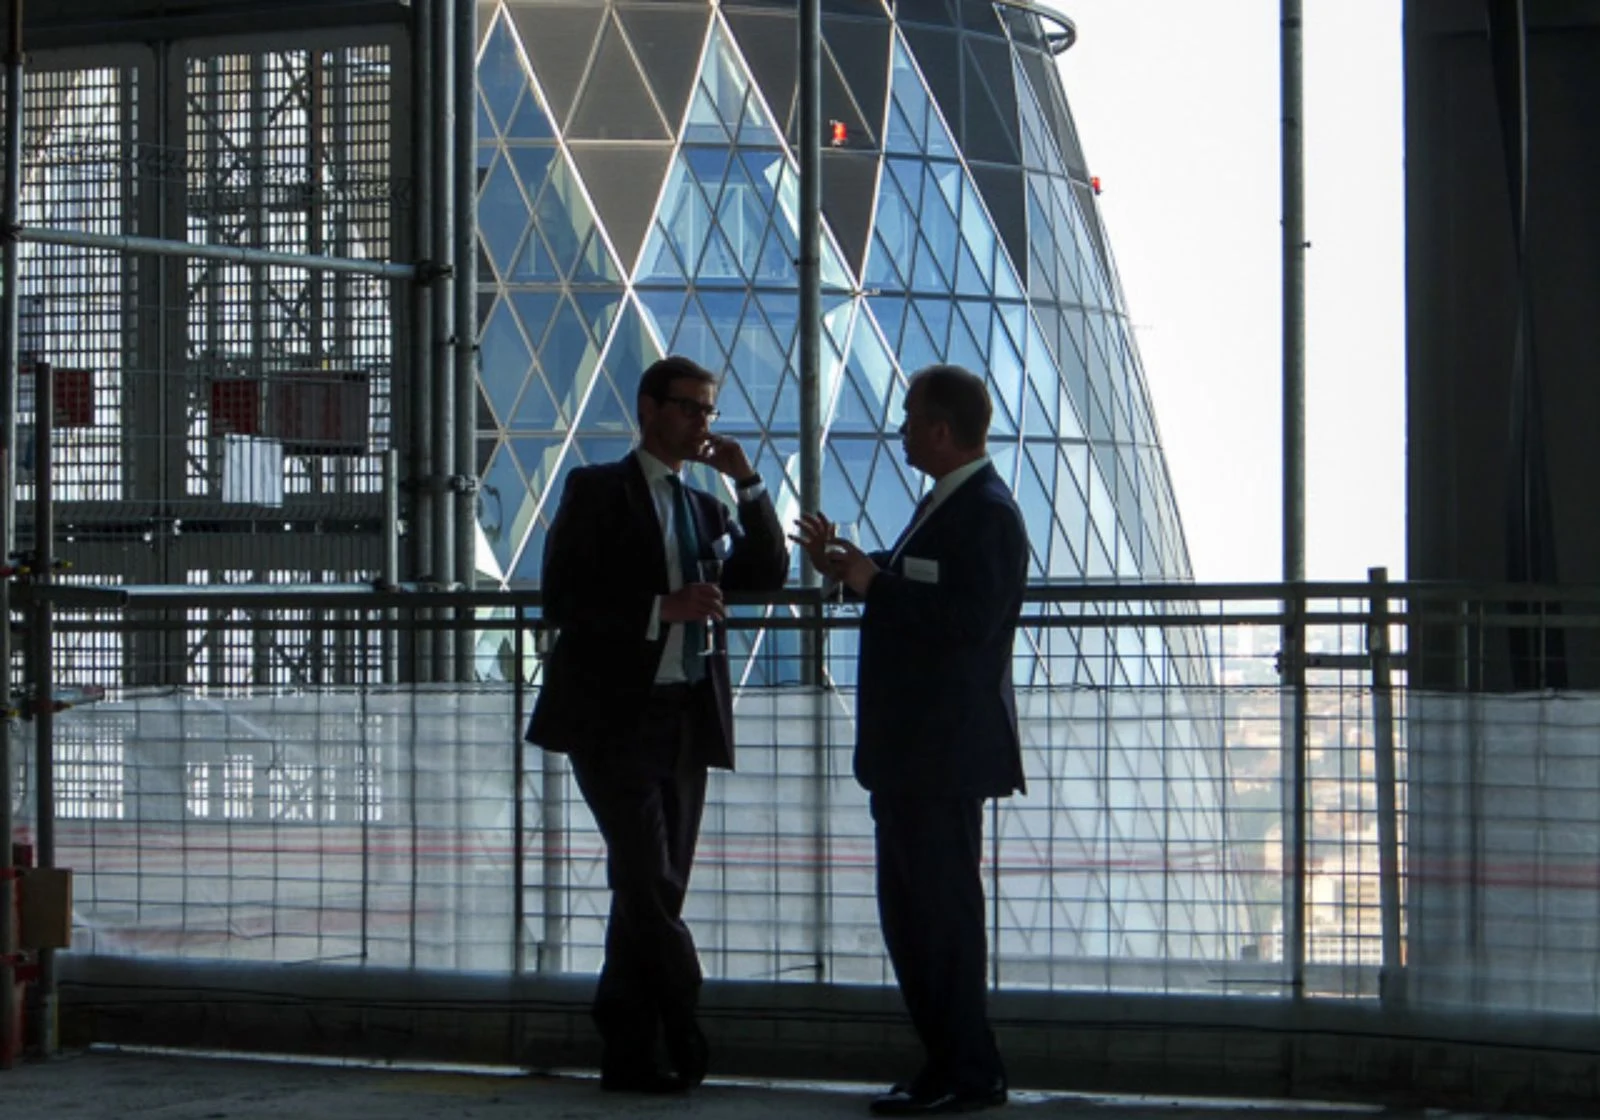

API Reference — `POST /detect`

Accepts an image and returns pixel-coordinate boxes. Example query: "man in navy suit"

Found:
[527,355,788,1094]
[795,365,1028,1116]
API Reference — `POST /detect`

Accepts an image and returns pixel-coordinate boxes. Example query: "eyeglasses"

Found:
[662,395,720,422]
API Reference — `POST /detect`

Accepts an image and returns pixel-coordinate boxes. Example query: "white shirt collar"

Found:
[924,454,990,512]
[634,447,679,487]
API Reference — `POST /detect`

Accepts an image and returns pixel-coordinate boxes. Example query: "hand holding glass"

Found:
[826,523,858,604]
[696,558,724,654]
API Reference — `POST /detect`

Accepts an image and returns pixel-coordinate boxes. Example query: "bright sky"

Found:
[1053,0,1405,583]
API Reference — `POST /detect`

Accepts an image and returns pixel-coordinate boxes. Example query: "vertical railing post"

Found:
[30,359,56,1056]
[511,606,526,976]
[0,0,25,1071]
[1281,589,1307,997]
[538,609,565,974]
[1368,566,1404,1004]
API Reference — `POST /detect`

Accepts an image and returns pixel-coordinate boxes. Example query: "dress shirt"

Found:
[635,448,764,682]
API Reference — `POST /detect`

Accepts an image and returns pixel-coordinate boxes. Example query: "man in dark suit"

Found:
[795,364,1028,1116]
[527,355,788,1094]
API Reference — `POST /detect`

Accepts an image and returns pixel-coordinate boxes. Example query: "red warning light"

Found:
[830,120,848,147]
[1090,175,1103,195]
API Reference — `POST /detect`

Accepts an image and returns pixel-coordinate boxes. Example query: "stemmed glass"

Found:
[826,521,859,605]
[696,558,724,654]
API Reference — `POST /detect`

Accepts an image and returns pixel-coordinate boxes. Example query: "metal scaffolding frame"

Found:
[0,0,482,1063]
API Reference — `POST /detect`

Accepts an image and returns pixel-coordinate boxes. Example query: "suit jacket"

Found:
[525,452,788,770]
[854,461,1028,799]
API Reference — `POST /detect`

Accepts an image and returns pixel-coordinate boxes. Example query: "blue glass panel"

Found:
[829,367,878,434]
[988,439,1018,492]
[864,231,905,292]
[911,298,951,354]
[1050,523,1081,579]
[511,227,561,282]
[734,83,779,147]
[863,441,915,545]
[1085,528,1114,580]
[684,82,730,144]
[533,163,591,278]
[477,154,529,277]
[897,302,939,374]
[602,299,660,386]
[930,161,963,219]
[637,221,688,285]
[756,296,799,363]
[685,146,732,203]
[479,17,527,133]
[985,305,1026,435]
[479,442,527,572]
[846,319,896,429]
[507,146,557,204]
[1015,447,1053,579]
[477,92,496,142]
[511,436,566,508]
[572,290,623,348]
[822,439,866,519]
[884,96,921,156]
[866,296,906,353]
[658,163,715,282]
[958,177,997,263]
[738,150,783,209]
[480,299,532,422]
[535,298,596,423]
[697,289,746,350]
[753,223,798,284]
[509,290,562,352]
[670,293,723,368]
[507,86,555,141]
[766,372,800,433]
[994,246,1024,301]
[512,373,561,431]
[573,437,636,467]
[822,232,853,292]
[910,232,951,294]
[953,242,990,298]
[830,436,876,507]
[579,373,634,432]
[636,287,687,350]
[710,370,760,431]
[696,226,743,285]
[701,28,750,135]
[571,227,620,283]
[884,157,925,214]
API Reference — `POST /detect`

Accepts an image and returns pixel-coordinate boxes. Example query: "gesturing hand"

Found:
[789,511,836,574]
[661,582,724,623]
[819,535,879,598]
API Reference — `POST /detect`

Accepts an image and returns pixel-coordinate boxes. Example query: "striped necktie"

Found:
[667,475,706,683]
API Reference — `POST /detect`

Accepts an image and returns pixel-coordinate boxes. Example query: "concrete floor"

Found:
[0,1048,1525,1120]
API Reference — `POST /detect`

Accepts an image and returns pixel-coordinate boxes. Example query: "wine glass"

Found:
[826,521,859,605]
[696,558,724,655]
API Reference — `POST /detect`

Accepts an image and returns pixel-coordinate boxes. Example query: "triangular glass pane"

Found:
[884,96,922,156]
[477,153,530,276]
[911,298,951,355]
[508,290,562,352]
[477,91,496,142]
[636,220,689,285]
[684,82,733,145]
[1049,525,1081,580]
[846,312,896,423]
[866,296,906,353]
[710,370,760,431]
[511,373,562,431]
[572,291,623,348]
[506,85,556,140]
[734,82,780,147]
[685,145,733,207]
[537,297,602,423]
[617,4,708,134]
[701,25,752,137]
[568,17,668,141]
[752,221,798,284]
[695,226,743,285]
[864,441,915,539]
[573,436,637,468]
[480,298,533,422]
[577,372,634,433]
[479,16,528,133]
[636,287,688,349]
[909,232,951,294]
[570,225,620,283]
[479,441,528,572]
[600,297,661,392]
[828,367,879,434]
[657,160,716,282]
[533,161,594,278]
[698,288,746,349]
[864,230,904,292]
[829,437,876,509]
[1015,447,1054,569]
[930,161,963,219]
[954,241,990,298]
[670,291,724,368]
[511,225,561,282]
[822,439,867,520]
[506,144,557,201]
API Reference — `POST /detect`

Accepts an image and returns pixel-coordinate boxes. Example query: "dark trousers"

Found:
[569,685,709,1066]
[871,792,1005,1095]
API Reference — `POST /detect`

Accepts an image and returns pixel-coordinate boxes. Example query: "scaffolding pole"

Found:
[28,360,54,1058]
[409,0,436,680]
[430,0,457,682]
[0,0,23,1072]
[13,225,418,279]
[452,0,477,672]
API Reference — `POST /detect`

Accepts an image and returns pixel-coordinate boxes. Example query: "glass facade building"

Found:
[473,1,1191,614]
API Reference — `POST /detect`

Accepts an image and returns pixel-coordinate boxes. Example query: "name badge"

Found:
[903,556,939,584]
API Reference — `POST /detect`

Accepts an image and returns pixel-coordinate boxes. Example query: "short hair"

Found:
[910,364,991,450]
[637,355,718,419]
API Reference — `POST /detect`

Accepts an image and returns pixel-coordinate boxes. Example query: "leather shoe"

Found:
[663,1013,709,1087]
[869,1081,1007,1115]
[600,1065,687,1094]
